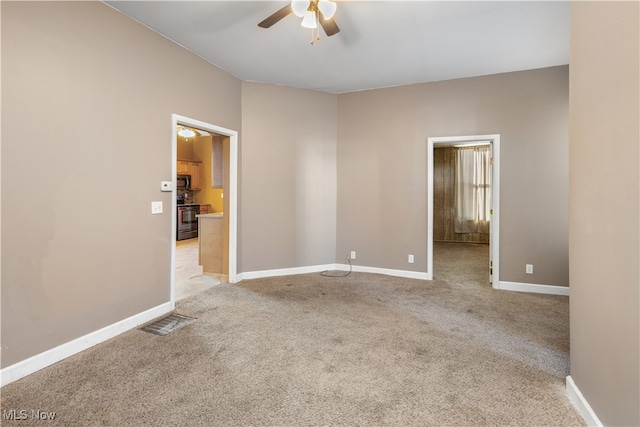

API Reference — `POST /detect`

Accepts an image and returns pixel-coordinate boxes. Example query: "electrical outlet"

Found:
[350,251,356,260]
[408,254,414,263]
[526,264,534,274]
[151,201,163,214]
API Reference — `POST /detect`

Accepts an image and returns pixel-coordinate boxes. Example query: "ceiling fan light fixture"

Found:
[318,0,336,20]
[178,127,196,138]
[291,0,310,18]
[301,10,317,28]
[258,0,340,41]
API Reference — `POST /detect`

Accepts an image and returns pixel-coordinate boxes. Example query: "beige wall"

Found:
[337,66,569,285]
[569,2,640,425]
[240,82,337,271]
[1,2,241,367]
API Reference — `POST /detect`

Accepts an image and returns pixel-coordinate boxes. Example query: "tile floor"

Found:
[175,237,223,300]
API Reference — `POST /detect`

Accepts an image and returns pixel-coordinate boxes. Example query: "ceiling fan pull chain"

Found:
[310,14,320,45]
[315,13,321,43]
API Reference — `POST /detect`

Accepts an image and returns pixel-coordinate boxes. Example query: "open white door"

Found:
[489,143,494,284]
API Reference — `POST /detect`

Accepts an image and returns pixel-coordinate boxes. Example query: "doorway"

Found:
[427,134,500,287]
[170,114,238,306]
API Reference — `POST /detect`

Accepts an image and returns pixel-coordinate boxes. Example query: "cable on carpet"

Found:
[320,256,352,277]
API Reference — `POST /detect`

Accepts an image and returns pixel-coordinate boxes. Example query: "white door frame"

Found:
[170,114,239,306]
[427,134,500,287]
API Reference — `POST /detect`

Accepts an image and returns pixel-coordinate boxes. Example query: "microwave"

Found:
[177,174,191,191]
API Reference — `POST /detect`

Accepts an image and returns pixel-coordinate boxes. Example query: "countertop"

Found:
[197,213,223,218]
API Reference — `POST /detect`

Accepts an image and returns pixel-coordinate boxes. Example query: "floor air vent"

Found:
[140,313,196,336]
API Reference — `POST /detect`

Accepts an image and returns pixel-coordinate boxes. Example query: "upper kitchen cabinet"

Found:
[188,162,202,190]
[177,160,203,190]
[212,139,224,189]
[177,161,189,175]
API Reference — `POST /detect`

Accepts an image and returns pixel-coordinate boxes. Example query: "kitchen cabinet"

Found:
[177,161,189,175]
[177,160,202,190]
[212,139,223,189]
[187,162,202,190]
[198,214,223,274]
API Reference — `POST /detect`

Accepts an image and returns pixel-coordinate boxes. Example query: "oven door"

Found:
[177,206,199,240]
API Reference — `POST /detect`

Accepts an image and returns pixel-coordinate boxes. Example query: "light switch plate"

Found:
[160,181,173,192]
[151,201,163,214]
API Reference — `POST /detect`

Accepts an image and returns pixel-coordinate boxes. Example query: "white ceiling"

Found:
[104,1,569,94]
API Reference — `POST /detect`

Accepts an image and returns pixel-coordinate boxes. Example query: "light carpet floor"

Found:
[0,243,583,426]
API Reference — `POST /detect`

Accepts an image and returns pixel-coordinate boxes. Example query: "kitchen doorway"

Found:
[170,114,238,306]
[427,134,500,287]
[174,237,221,300]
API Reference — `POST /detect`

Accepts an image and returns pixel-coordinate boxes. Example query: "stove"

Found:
[177,204,200,241]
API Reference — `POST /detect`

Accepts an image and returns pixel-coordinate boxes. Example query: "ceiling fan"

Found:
[258,0,340,39]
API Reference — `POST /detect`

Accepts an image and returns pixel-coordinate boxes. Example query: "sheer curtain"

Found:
[454,146,491,234]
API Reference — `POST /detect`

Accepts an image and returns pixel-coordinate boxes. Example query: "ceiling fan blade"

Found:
[258,4,293,29]
[320,16,340,36]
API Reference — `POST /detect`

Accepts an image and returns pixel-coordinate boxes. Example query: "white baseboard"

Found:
[335,263,430,280]
[566,375,603,426]
[237,264,338,281]
[0,302,173,387]
[494,280,570,296]
[239,269,566,294]
[237,263,430,282]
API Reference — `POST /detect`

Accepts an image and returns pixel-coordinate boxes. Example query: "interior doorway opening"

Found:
[171,114,238,307]
[427,134,500,287]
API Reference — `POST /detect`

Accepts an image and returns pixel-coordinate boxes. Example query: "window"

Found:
[454,145,491,234]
